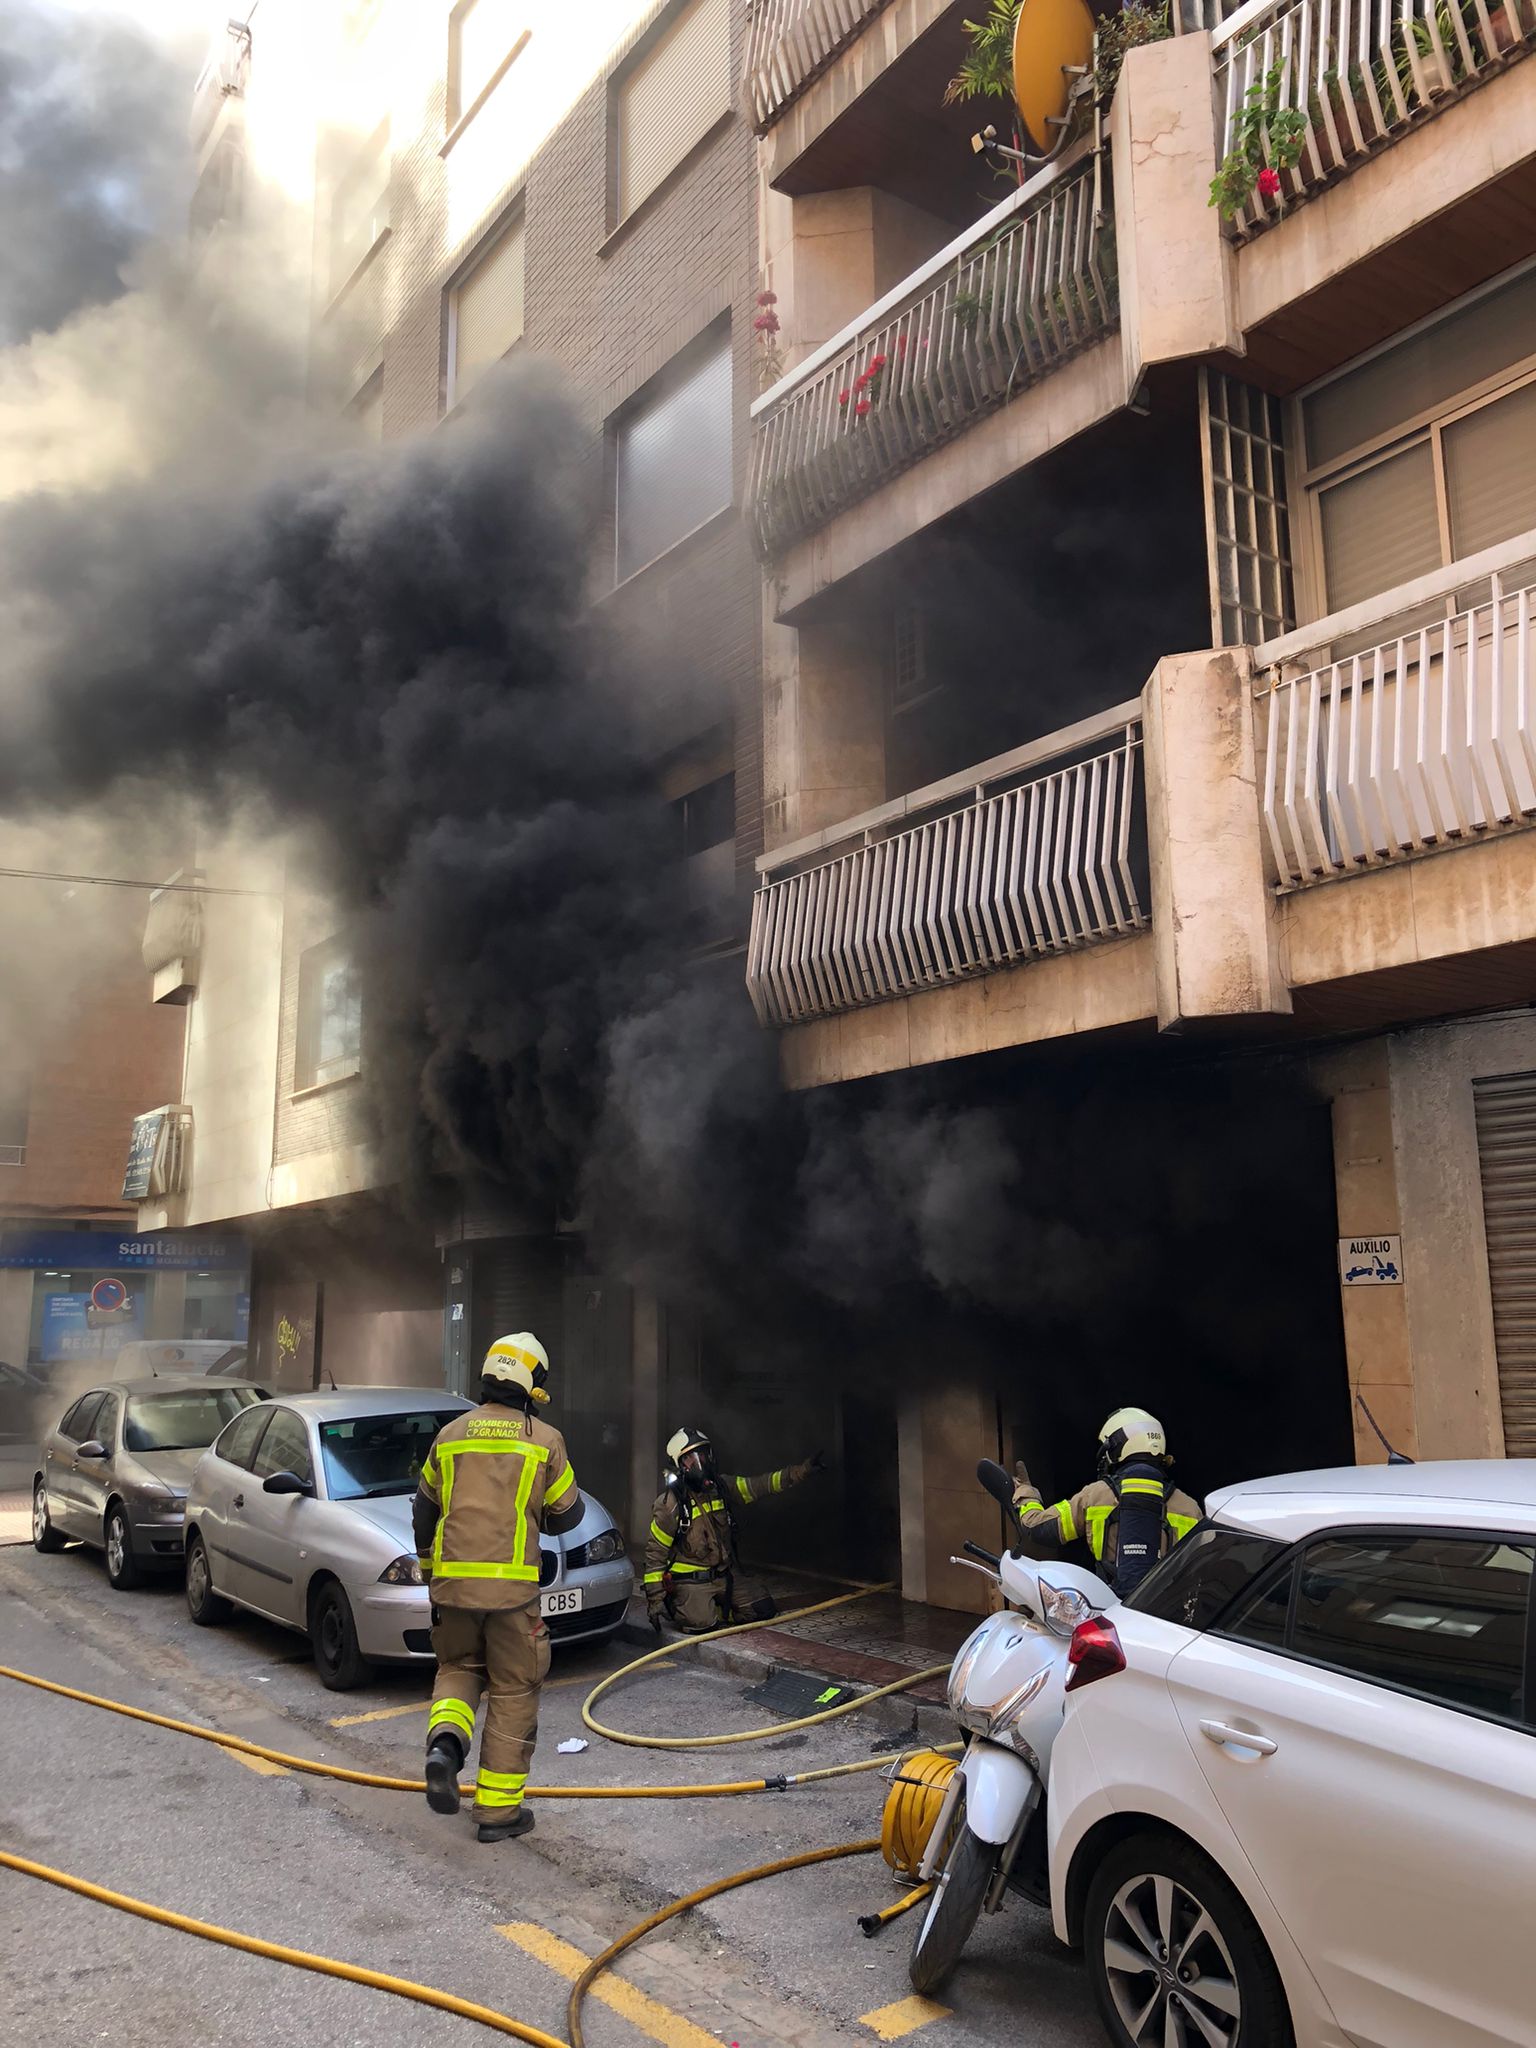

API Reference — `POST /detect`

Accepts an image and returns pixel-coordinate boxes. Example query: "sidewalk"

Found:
[623,1565,975,1744]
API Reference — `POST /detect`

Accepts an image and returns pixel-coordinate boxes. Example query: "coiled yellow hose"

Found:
[879,1748,958,1880]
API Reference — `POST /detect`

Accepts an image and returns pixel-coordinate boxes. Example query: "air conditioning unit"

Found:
[123,1106,193,1203]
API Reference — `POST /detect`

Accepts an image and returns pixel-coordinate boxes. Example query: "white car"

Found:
[1048,1460,1536,2048]
[183,1386,634,1688]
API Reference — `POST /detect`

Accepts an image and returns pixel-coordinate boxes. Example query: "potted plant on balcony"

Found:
[1209,58,1308,216]
[945,0,1173,163]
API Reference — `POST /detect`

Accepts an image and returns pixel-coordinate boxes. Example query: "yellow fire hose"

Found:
[0,1845,570,2045]
[581,1582,951,1749]
[0,1581,956,2040]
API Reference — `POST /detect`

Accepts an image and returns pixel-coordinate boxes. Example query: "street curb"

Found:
[617,1597,954,1747]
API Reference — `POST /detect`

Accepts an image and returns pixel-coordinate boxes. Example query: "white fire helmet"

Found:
[665,1425,710,1466]
[1098,1406,1167,1469]
[482,1332,551,1404]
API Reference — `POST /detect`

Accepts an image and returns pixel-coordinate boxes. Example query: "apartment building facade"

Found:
[743,0,1536,1606]
[137,0,823,1550]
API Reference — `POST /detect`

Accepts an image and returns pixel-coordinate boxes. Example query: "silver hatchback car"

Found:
[183,1387,635,1689]
[32,1375,270,1588]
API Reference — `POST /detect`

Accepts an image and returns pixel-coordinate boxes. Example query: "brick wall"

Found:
[0,930,184,1222]
[364,0,763,882]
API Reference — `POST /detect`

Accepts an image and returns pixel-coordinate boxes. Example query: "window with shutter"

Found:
[450,218,525,407]
[1297,263,1536,617]
[448,0,527,129]
[614,328,732,582]
[616,0,732,224]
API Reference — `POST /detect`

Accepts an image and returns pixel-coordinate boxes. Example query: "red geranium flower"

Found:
[1256,167,1281,198]
[838,390,850,406]
[757,290,778,306]
[870,353,887,371]
[854,399,872,416]
[753,311,780,333]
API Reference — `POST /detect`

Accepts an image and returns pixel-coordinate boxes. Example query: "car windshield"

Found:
[318,1410,462,1500]
[123,1386,263,1453]
[205,1347,250,1377]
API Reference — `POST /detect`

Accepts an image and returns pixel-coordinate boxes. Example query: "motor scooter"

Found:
[908,1458,1117,1994]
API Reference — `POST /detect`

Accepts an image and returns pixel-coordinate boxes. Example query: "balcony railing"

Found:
[190,20,251,155]
[1257,528,1536,885]
[747,705,1146,1027]
[1213,0,1535,238]
[749,151,1115,559]
[744,0,893,130]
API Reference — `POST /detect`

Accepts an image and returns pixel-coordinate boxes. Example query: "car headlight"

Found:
[1038,1577,1097,1637]
[378,1555,424,1586]
[580,1530,624,1566]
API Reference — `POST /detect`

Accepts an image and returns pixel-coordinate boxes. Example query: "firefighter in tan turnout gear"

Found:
[412,1333,582,1842]
[1011,1406,1202,1598]
[643,1425,823,1633]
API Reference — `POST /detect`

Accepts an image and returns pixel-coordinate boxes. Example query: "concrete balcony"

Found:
[748,705,1147,1027]
[1258,528,1536,888]
[745,0,894,130]
[1214,0,1536,242]
[750,152,1115,562]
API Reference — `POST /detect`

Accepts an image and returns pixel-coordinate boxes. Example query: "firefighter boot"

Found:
[424,1733,465,1816]
[477,1809,536,1844]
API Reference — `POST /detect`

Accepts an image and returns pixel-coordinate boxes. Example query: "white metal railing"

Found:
[749,152,1114,558]
[744,0,892,129]
[190,20,251,154]
[1257,529,1536,884]
[1213,0,1535,237]
[747,707,1145,1027]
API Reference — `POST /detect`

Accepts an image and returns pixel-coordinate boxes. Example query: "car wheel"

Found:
[103,1505,144,1590]
[310,1581,370,1692]
[185,1530,231,1626]
[32,1479,67,1553]
[908,1821,995,1995]
[1085,1833,1294,2048]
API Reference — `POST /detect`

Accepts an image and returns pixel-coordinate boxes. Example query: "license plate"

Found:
[540,1588,583,1617]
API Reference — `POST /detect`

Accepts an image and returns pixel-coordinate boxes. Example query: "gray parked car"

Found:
[183,1387,636,1689]
[32,1375,270,1589]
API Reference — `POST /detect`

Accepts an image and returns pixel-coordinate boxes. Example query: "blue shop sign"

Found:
[0,1231,249,1272]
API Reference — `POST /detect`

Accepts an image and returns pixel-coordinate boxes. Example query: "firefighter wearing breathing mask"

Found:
[412,1333,583,1843]
[643,1426,824,1633]
[1011,1406,1202,1598]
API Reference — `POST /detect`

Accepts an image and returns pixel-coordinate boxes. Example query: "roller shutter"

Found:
[1474,1072,1536,1456]
[617,0,731,222]
[470,1237,566,1381]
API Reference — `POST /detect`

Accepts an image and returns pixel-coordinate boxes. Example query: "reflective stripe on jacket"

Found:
[414,1403,580,1611]
[1011,1467,1202,1586]
[642,1459,813,1593]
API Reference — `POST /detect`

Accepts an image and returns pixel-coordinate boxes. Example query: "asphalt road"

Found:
[0,1540,1102,2048]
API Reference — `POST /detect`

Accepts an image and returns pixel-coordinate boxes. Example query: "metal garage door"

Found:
[1474,1072,1536,1456]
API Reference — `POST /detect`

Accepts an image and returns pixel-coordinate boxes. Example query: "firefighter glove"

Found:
[808,1448,827,1473]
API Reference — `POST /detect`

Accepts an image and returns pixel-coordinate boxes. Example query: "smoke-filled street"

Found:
[0,1539,1097,2048]
[6,0,1536,2045]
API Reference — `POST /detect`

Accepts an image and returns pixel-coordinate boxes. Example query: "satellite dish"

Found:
[1011,0,1097,155]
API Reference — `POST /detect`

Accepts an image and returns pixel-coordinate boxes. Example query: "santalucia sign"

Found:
[0,1231,248,1270]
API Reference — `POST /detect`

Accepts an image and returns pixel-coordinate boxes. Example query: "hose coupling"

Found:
[762,1773,788,1792]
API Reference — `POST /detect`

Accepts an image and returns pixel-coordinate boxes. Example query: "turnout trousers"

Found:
[427,1602,551,1819]
[664,1568,775,1634]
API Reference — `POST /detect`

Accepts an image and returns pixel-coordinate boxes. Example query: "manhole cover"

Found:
[743,1670,858,1719]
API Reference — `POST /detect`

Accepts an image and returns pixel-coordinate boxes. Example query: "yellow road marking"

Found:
[497,1921,723,2048]
[225,1747,292,1778]
[858,1995,952,2040]
[329,1698,433,1728]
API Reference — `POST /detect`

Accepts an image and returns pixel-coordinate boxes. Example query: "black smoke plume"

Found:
[0,7,1354,1512]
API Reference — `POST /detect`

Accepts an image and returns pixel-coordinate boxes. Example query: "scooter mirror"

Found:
[976,1458,1016,1511]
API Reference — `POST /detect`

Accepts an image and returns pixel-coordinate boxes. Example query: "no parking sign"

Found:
[90,1277,129,1313]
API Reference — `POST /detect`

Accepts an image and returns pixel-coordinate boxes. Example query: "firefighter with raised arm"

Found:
[643,1425,824,1633]
[412,1333,583,1842]
[1011,1406,1202,1597]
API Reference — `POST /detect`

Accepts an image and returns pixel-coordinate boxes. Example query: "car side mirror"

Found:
[262,1470,313,1497]
[76,1440,109,1460]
